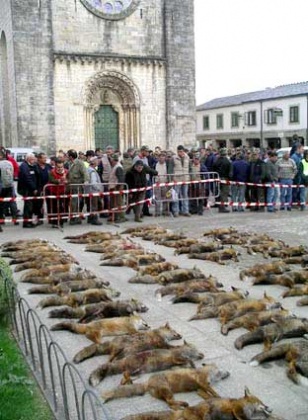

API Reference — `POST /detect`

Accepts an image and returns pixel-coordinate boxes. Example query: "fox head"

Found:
[200,363,230,384]
[242,387,272,419]
[131,314,150,330]
[263,292,281,310]
[157,323,182,341]
[129,299,149,313]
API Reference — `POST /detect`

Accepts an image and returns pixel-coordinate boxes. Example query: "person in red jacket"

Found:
[6,149,19,180]
[46,159,69,228]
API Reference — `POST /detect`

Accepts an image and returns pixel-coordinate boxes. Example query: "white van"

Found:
[276,146,308,159]
[7,148,35,165]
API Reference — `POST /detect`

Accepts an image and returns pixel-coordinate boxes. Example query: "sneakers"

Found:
[134,216,143,223]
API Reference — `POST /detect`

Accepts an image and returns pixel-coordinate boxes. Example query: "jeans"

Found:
[299,186,307,207]
[173,184,189,215]
[266,184,278,210]
[279,178,293,208]
[231,184,246,208]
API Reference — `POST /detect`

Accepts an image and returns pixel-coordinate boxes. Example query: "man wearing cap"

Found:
[248,149,267,211]
[231,151,250,212]
[168,145,191,217]
[125,160,158,222]
[108,154,126,223]
[213,148,233,213]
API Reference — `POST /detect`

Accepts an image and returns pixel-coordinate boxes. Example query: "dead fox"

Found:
[156,268,205,285]
[14,257,79,273]
[175,241,224,255]
[73,322,182,363]
[136,262,179,276]
[163,238,198,249]
[219,294,281,325]
[1,239,48,251]
[28,278,110,295]
[51,314,150,344]
[255,271,308,288]
[38,288,119,309]
[297,296,308,306]
[250,339,308,384]
[268,245,308,258]
[100,249,145,260]
[102,364,229,409]
[64,232,120,244]
[203,227,237,237]
[172,288,247,305]
[188,248,239,264]
[100,253,165,268]
[221,309,292,335]
[49,299,148,320]
[234,317,308,350]
[173,387,273,420]
[121,225,162,235]
[239,261,290,281]
[89,342,204,386]
[155,277,222,298]
[20,269,98,285]
[121,411,174,420]
[20,264,78,281]
[282,284,308,298]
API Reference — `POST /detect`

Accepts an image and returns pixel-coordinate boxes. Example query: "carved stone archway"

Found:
[82,71,140,152]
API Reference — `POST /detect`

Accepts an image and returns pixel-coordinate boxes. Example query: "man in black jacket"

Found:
[125,160,157,222]
[213,148,233,213]
[17,153,40,228]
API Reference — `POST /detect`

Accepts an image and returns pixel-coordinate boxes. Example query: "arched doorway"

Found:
[82,71,140,152]
[94,105,119,150]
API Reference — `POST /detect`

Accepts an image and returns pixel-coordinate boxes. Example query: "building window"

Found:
[265,109,277,125]
[216,114,223,129]
[203,115,209,130]
[290,106,299,123]
[245,111,256,126]
[231,112,240,128]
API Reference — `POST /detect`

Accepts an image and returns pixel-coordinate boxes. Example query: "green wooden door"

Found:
[94,105,119,150]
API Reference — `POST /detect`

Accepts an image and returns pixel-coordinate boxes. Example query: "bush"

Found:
[0,258,14,326]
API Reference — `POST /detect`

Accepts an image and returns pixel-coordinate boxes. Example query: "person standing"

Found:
[108,154,126,223]
[298,150,308,211]
[189,153,209,215]
[17,153,39,228]
[133,145,153,216]
[277,150,297,211]
[169,145,191,217]
[47,158,69,227]
[35,152,52,224]
[213,147,233,213]
[154,152,170,216]
[125,160,157,222]
[66,149,89,224]
[248,149,267,211]
[265,151,279,212]
[0,150,19,227]
[231,152,250,212]
[86,156,103,226]
[290,143,304,208]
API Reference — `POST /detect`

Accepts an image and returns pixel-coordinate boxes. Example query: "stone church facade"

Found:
[0,0,196,154]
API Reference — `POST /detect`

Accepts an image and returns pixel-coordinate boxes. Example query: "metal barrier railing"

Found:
[2,270,111,420]
[43,183,129,224]
[152,172,220,215]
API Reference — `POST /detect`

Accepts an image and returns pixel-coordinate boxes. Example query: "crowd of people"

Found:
[0,139,307,229]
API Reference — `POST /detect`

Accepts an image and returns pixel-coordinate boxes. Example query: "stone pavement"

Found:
[1,208,308,419]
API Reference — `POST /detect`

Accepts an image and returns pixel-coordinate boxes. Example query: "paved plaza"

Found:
[2,208,308,419]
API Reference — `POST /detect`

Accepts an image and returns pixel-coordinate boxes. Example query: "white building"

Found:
[197,82,308,150]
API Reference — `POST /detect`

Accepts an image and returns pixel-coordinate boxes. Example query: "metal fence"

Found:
[3,270,111,420]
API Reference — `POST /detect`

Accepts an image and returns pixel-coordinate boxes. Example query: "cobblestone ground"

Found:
[2,207,308,419]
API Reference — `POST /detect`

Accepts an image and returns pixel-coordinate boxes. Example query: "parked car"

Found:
[276,146,308,159]
[8,148,35,165]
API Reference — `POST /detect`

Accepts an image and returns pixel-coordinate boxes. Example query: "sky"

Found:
[194,0,308,105]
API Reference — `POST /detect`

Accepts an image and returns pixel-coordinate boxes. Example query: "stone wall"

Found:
[0,0,18,148]
[0,0,196,153]
[10,0,55,153]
